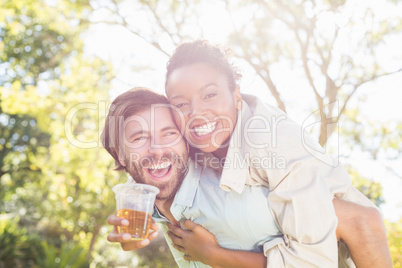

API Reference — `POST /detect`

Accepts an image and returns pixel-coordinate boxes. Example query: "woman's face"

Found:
[166,63,241,157]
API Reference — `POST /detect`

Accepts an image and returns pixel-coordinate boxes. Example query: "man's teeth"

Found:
[148,162,171,170]
[193,122,217,136]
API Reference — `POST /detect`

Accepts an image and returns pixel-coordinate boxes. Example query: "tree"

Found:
[91,0,402,146]
[0,0,125,265]
[1,0,177,266]
[386,219,402,268]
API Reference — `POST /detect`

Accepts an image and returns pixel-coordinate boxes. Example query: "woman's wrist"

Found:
[204,247,267,268]
[205,246,231,268]
[202,245,221,267]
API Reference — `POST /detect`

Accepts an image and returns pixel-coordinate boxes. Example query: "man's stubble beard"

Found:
[125,151,189,201]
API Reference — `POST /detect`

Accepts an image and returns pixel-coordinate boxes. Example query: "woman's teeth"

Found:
[193,122,217,136]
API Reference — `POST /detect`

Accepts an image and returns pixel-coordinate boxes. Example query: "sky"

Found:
[82,0,402,221]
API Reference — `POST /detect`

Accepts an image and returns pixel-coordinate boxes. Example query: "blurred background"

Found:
[1,0,401,267]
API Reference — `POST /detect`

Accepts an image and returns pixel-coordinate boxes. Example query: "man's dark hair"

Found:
[165,40,242,92]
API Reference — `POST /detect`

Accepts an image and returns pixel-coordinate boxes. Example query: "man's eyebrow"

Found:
[169,82,218,101]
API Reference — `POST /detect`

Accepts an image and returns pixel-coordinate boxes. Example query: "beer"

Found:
[116,209,152,240]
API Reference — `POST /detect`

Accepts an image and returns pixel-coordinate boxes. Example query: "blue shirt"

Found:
[153,160,281,268]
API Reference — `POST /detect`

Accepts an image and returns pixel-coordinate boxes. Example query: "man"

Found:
[102,87,277,267]
[164,40,391,268]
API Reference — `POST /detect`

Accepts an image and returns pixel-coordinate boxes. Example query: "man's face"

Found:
[120,106,188,201]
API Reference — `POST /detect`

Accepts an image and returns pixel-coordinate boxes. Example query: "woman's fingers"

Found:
[167,230,185,247]
[167,222,187,238]
[171,243,186,253]
[181,219,199,231]
[183,254,195,262]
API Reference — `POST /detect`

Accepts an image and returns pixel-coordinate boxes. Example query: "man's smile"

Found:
[145,161,173,180]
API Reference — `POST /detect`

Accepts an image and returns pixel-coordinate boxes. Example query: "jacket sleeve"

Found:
[264,157,339,268]
[258,119,346,267]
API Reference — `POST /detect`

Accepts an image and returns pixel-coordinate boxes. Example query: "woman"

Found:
[164,40,391,268]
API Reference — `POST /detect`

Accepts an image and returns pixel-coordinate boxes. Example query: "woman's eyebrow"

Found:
[170,82,218,100]
[199,82,217,92]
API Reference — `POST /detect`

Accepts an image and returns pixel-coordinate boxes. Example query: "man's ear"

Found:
[234,86,242,110]
[118,157,126,167]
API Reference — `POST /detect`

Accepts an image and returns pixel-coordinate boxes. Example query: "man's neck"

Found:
[155,198,180,226]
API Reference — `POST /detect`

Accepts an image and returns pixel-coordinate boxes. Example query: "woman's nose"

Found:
[188,101,206,117]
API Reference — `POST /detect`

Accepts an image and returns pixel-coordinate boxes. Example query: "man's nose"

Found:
[148,138,166,155]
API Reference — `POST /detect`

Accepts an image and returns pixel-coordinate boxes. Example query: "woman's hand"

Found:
[167,219,220,264]
[107,215,159,251]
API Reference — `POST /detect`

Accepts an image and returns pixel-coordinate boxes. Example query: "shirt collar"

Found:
[171,160,201,208]
[218,97,253,194]
[152,206,169,223]
[152,160,202,222]
[168,160,202,221]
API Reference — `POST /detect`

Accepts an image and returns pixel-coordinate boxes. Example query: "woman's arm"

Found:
[167,220,266,268]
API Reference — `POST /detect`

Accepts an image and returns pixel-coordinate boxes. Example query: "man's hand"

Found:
[167,220,220,264]
[107,215,159,251]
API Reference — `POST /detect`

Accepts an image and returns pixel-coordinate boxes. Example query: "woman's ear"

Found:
[234,86,242,110]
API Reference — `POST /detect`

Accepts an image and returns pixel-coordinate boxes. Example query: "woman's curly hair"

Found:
[165,40,242,92]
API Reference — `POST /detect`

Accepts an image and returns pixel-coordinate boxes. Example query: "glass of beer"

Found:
[112,183,159,240]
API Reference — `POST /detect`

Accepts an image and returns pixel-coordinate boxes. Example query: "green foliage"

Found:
[342,108,402,160]
[36,241,89,268]
[0,0,90,86]
[135,234,178,268]
[0,0,124,265]
[0,109,50,210]
[90,233,177,268]
[0,216,91,268]
[386,219,402,268]
[347,168,384,206]
[0,216,42,268]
